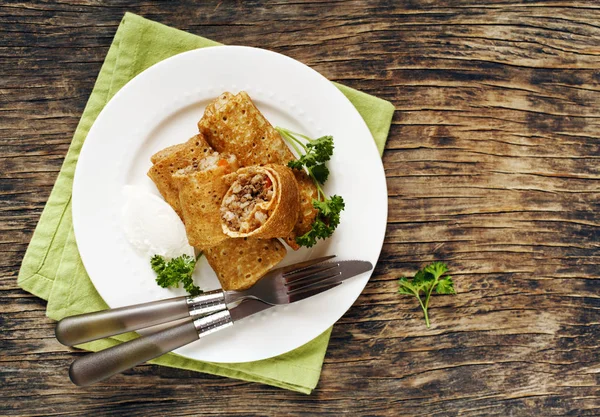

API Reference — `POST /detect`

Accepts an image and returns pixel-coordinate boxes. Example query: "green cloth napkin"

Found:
[17,12,394,394]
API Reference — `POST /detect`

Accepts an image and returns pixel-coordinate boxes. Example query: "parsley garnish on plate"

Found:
[150,253,203,296]
[398,262,456,328]
[276,127,345,248]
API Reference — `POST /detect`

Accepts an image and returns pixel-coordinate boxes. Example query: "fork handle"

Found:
[69,310,233,386]
[55,290,226,346]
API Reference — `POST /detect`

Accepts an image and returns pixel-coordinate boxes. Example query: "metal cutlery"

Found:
[56,255,358,346]
[60,256,373,386]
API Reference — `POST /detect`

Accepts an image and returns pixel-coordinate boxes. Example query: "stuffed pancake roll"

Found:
[147,134,214,217]
[198,92,319,249]
[173,152,239,250]
[220,164,299,239]
[198,91,295,166]
[205,237,286,291]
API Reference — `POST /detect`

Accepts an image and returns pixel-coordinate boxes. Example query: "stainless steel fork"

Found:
[56,255,372,347]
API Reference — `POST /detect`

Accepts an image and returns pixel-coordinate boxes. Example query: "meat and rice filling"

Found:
[175,152,236,176]
[221,172,274,233]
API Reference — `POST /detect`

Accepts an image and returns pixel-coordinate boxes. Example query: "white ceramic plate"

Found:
[72,46,387,363]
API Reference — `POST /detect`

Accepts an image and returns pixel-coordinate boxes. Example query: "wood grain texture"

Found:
[1,0,599,416]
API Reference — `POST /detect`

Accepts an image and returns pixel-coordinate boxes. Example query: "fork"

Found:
[56,255,367,347]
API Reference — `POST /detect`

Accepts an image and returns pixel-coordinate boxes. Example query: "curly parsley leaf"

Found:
[275,127,345,248]
[435,277,455,295]
[424,261,448,278]
[306,135,334,165]
[150,254,202,296]
[295,195,345,247]
[310,163,330,184]
[397,277,417,295]
[398,262,455,327]
[284,134,333,172]
[287,159,305,170]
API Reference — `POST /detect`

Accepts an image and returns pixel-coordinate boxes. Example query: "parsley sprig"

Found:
[276,127,345,248]
[150,253,203,296]
[398,262,455,327]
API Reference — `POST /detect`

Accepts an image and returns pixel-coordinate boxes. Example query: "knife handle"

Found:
[68,310,233,386]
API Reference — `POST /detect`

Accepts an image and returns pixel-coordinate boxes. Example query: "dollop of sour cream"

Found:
[121,185,194,259]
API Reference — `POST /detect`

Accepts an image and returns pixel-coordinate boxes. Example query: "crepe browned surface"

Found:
[198,91,295,166]
[150,142,187,164]
[199,91,318,248]
[175,159,239,250]
[284,170,319,249]
[221,164,299,239]
[203,91,233,120]
[205,237,286,290]
[147,134,213,217]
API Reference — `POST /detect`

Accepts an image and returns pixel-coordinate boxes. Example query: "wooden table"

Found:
[2,1,599,416]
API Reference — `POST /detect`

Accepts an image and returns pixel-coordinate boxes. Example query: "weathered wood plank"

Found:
[1,1,599,416]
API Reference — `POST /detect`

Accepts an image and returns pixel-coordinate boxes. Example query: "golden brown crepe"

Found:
[198,91,295,166]
[174,153,239,250]
[198,91,318,249]
[204,237,286,290]
[150,142,187,164]
[284,170,319,250]
[220,164,299,239]
[147,134,214,217]
[202,91,234,121]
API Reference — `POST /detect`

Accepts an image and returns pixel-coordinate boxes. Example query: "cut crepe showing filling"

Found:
[205,237,286,291]
[199,91,318,248]
[174,152,239,250]
[221,170,274,234]
[175,151,237,176]
[220,165,299,239]
[147,134,214,217]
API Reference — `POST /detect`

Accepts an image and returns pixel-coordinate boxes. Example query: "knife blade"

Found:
[228,298,272,322]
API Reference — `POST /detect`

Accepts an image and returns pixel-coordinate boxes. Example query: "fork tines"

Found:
[281,255,336,276]
[285,264,341,293]
[287,281,342,303]
[280,255,345,302]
